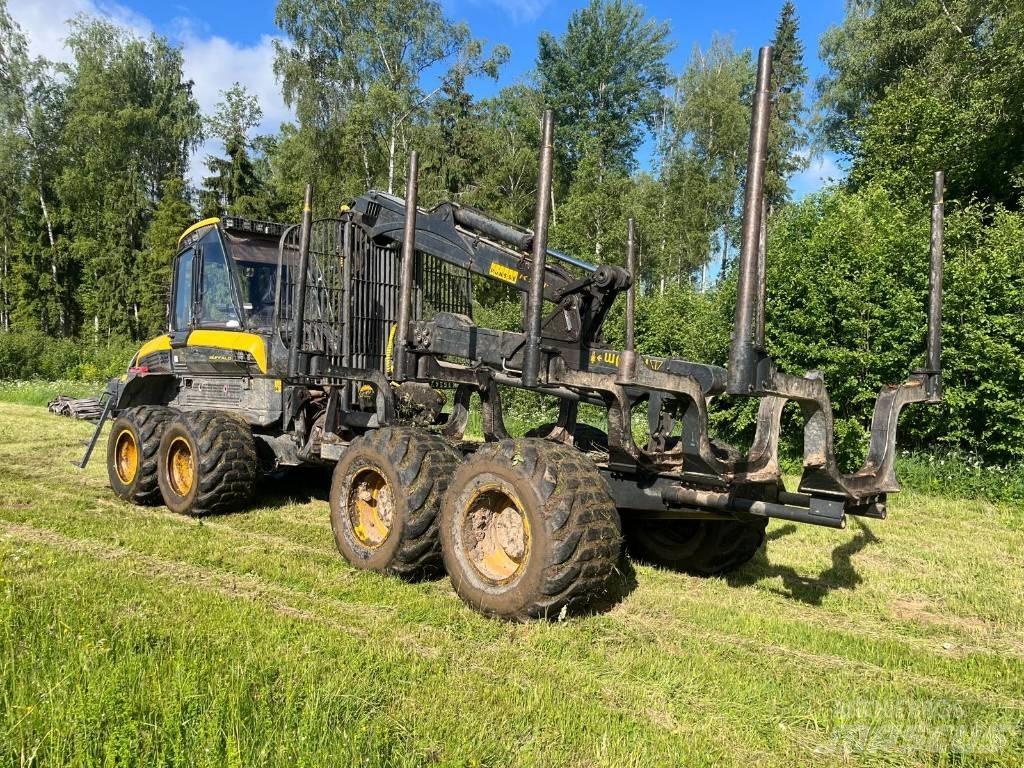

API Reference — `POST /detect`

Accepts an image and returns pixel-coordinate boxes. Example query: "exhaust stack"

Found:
[727,46,773,394]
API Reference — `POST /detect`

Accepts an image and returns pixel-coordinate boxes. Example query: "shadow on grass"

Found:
[252,466,332,509]
[585,554,639,616]
[727,519,879,605]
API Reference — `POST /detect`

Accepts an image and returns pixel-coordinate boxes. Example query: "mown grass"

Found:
[1,401,1022,767]
[0,379,104,408]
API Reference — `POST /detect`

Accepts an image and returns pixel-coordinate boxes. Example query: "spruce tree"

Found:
[56,18,200,340]
[201,83,263,217]
[765,1,809,209]
[139,176,193,337]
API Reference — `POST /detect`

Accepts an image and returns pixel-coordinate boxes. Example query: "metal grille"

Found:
[415,250,473,322]
[276,215,472,376]
[349,223,401,373]
[304,219,347,361]
[174,377,245,409]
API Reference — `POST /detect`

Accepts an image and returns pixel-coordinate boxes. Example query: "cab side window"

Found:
[197,232,241,328]
[172,247,195,331]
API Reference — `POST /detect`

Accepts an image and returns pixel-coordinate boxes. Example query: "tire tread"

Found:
[110,406,176,505]
[334,427,461,579]
[179,411,257,515]
[453,438,623,620]
[624,517,767,576]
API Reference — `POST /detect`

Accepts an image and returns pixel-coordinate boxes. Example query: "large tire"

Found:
[157,411,257,516]
[329,427,461,580]
[107,406,176,505]
[440,438,623,621]
[623,517,767,576]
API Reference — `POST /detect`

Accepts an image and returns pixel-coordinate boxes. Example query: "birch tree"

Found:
[274,0,507,196]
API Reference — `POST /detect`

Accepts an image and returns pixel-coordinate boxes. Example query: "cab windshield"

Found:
[196,230,241,328]
[224,232,284,329]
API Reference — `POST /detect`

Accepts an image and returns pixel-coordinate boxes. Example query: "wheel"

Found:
[623,517,767,576]
[107,406,176,505]
[329,427,461,579]
[440,438,623,621]
[156,411,257,515]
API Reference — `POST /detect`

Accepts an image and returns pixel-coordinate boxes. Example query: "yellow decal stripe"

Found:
[133,335,172,365]
[187,330,268,373]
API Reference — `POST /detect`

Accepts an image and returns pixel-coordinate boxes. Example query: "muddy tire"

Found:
[440,438,623,621]
[157,411,257,516]
[107,406,176,505]
[330,428,461,580]
[624,517,767,576]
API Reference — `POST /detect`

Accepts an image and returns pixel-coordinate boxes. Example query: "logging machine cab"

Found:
[118,215,296,385]
[171,216,288,336]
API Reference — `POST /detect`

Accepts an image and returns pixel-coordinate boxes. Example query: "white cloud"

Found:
[180,33,289,129]
[9,0,151,62]
[179,32,291,186]
[7,0,293,189]
[790,151,845,199]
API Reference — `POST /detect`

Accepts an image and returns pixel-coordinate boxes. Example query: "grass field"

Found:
[0,380,104,409]
[1,401,1022,767]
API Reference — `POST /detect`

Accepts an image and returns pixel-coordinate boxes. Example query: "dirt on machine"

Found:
[78,46,946,621]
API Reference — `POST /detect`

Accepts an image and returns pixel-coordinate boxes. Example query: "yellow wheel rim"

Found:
[113,429,139,485]
[349,467,393,548]
[166,436,195,497]
[462,484,530,583]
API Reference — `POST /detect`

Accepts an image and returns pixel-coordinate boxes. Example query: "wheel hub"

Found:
[462,485,530,583]
[349,467,393,548]
[166,436,195,497]
[114,429,138,485]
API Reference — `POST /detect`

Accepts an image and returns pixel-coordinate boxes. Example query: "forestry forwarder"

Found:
[77,47,945,620]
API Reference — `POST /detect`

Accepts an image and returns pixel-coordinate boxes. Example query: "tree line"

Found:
[621,0,1024,464]
[2,0,1024,463]
[0,0,809,341]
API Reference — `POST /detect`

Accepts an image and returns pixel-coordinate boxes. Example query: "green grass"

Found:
[1,401,1022,767]
[0,379,104,407]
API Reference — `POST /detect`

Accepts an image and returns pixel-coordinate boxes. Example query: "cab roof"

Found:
[177,216,289,247]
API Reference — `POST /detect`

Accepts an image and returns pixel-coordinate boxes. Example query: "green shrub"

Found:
[0,331,135,381]
[472,297,522,332]
[895,451,1024,504]
[723,185,1024,467]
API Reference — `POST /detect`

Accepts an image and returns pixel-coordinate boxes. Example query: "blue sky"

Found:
[10,0,845,195]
